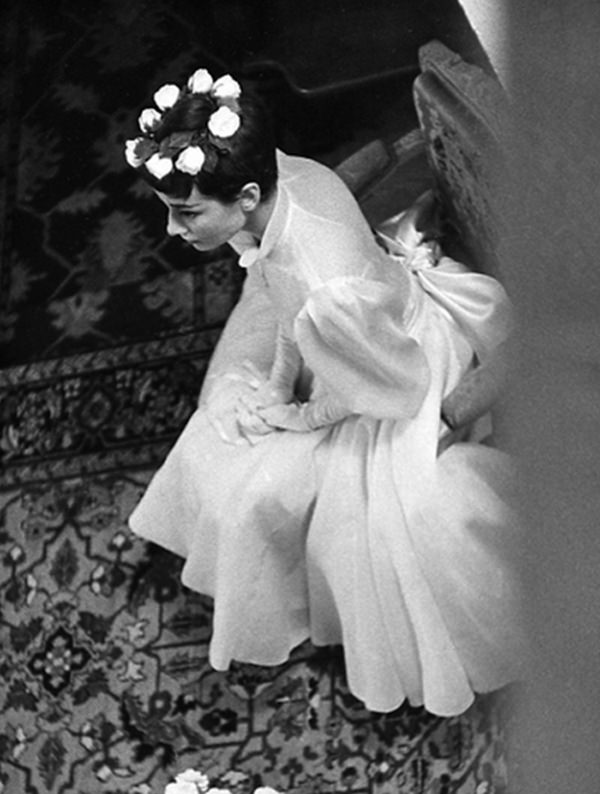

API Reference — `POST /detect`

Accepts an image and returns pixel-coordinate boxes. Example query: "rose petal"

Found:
[154,84,181,110]
[138,107,162,132]
[207,106,241,138]
[211,74,242,104]
[175,145,206,175]
[145,153,174,179]
[188,68,214,94]
[124,138,145,168]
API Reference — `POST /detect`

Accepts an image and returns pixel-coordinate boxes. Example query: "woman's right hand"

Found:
[241,380,292,410]
[203,364,279,445]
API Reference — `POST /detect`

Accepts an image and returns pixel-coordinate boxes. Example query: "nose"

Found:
[166,208,185,237]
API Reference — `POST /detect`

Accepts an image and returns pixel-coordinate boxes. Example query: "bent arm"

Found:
[200,267,278,404]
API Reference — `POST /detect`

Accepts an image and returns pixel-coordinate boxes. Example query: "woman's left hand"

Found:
[234,400,277,441]
[260,394,351,432]
[232,378,292,441]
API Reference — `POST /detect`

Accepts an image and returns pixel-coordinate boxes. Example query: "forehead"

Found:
[154,186,219,209]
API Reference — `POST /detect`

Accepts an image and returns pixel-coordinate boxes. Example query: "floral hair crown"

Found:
[124,69,242,181]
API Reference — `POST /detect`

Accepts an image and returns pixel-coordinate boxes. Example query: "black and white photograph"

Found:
[1,1,599,793]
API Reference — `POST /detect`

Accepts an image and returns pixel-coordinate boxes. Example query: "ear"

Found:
[238,182,262,212]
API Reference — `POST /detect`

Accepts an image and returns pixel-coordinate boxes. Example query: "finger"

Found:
[259,404,300,430]
[236,404,271,435]
[236,410,275,446]
[255,384,288,408]
[208,413,249,446]
[245,420,275,436]
[240,425,275,445]
[238,391,262,413]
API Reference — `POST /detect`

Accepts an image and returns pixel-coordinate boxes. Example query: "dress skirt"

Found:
[129,267,524,717]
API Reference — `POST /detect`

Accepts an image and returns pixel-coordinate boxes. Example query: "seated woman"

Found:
[126,68,524,717]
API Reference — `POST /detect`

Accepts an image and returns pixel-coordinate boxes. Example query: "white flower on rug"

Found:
[165,771,283,794]
[165,769,210,794]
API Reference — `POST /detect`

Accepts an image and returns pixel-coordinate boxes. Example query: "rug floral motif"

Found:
[2,0,242,366]
[0,465,514,794]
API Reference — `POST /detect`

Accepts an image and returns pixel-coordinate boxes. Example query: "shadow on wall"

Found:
[500,2,600,793]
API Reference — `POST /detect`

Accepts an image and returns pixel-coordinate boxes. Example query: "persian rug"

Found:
[1,0,419,368]
[1,4,515,793]
[0,0,414,366]
[0,339,515,794]
[1,0,244,367]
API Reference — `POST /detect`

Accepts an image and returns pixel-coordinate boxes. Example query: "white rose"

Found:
[188,68,214,94]
[165,783,198,794]
[154,83,181,110]
[145,153,174,179]
[124,138,145,168]
[175,770,210,791]
[138,107,162,132]
[207,106,241,138]
[175,146,206,175]
[211,75,242,104]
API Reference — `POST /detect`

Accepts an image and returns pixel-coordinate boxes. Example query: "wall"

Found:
[459,2,600,792]
[457,0,509,86]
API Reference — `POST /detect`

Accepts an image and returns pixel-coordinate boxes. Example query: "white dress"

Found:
[129,152,524,717]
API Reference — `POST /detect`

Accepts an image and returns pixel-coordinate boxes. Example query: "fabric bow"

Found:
[377,212,513,363]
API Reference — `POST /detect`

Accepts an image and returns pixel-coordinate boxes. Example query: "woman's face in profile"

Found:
[155,186,247,251]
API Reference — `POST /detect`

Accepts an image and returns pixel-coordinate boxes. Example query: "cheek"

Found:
[215,207,245,237]
[184,205,244,244]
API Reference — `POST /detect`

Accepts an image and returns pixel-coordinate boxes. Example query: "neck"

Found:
[243,187,278,242]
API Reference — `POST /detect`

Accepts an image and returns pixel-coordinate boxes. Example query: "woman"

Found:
[126,68,524,716]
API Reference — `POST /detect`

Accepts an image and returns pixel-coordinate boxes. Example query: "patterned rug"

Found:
[1,0,247,366]
[0,339,514,794]
[1,4,515,793]
[1,0,419,368]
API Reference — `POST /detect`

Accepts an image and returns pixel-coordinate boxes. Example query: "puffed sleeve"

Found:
[294,277,430,420]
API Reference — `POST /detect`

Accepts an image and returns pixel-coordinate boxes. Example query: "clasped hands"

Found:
[205,363,313,446]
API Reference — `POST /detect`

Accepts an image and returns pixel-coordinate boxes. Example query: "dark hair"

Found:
[138,85,278,203]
